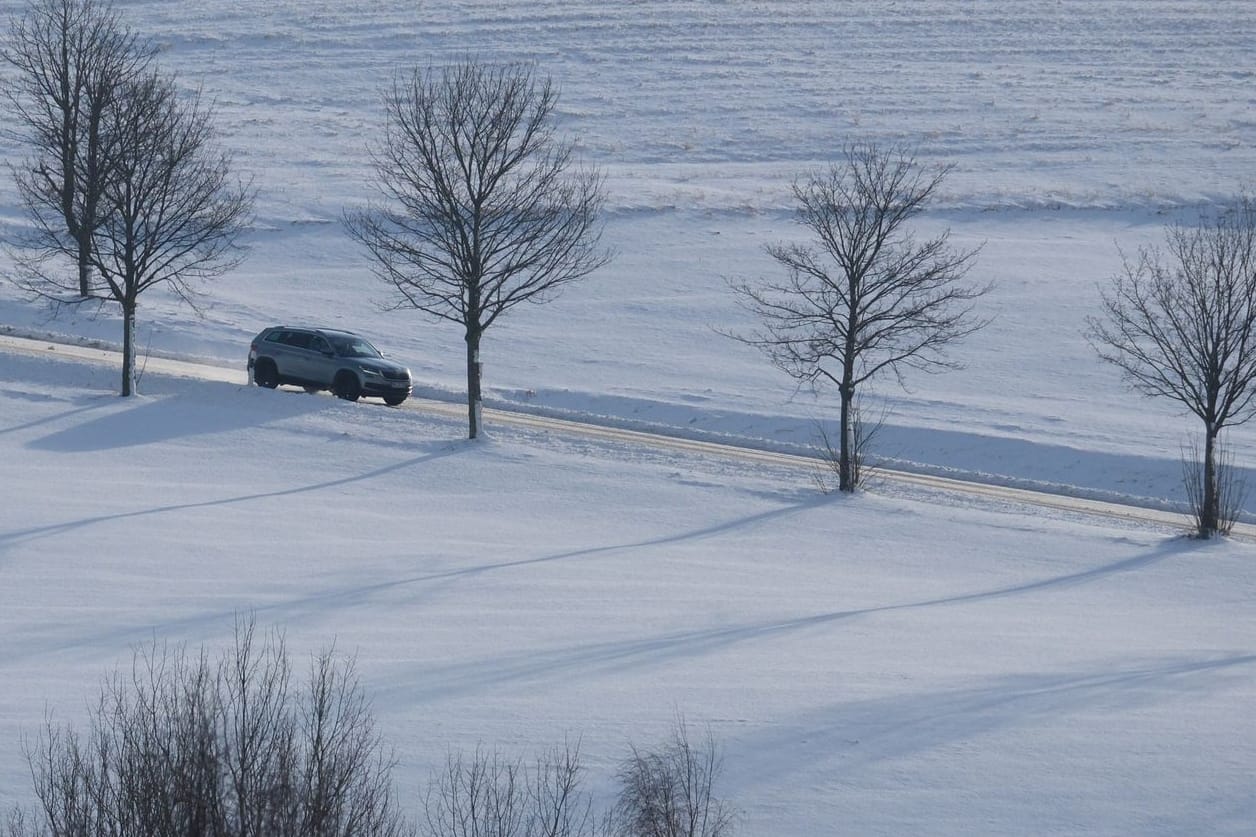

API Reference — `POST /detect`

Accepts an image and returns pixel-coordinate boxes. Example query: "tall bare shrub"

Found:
[10,619,411,837]
[604,720,734,837]
[420,742,592,837]
[1182,435,1248,536]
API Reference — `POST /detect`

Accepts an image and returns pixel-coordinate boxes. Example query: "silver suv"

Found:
[248,326,412,406]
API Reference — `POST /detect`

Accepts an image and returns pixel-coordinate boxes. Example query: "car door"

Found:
[259,329,301,381]
[280,330,323,384]
[303,334,335,386]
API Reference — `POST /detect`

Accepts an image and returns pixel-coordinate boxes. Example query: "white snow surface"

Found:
[1,2,1255,834]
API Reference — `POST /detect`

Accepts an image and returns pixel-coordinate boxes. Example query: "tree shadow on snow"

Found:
[0,394,113,438]
[720,650,1256,802]
[0,444,462,559]
[0,491,830,668]
[372,527,1201,704]
[25,379,329,451]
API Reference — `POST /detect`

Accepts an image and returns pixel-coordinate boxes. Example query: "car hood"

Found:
[356,358,410,377]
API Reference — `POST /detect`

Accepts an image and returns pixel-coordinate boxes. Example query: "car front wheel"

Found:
[383,393,408,407]
[333,371,361,402]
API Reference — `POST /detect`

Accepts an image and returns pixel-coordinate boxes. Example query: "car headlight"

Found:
[359,367,383,377]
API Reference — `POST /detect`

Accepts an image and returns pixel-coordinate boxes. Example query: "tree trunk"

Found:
[121,303,137,396]
[78,251,92,297]
[465,326,482,439]
[839,287,860,493]
[77,237,93,298]
[838,383,854,492]
[1202,424,1219,537]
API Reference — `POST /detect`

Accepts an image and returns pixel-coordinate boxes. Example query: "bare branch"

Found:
[2,0,156,298]
[2,1,249,397]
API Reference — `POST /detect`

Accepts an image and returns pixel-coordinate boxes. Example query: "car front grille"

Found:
[381,369,409,381]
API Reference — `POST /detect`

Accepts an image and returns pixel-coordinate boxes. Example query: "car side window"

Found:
[283,331,311,350]
[309,336,331,355]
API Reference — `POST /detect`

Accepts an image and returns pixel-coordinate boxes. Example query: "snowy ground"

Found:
[3,353,1255,835]
[1,1,1255,834]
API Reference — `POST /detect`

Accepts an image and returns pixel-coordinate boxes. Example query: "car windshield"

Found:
[329,336,383,359]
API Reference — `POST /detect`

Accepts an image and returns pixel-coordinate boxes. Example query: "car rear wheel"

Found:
[254,359,279,389]
[333,371,361,402]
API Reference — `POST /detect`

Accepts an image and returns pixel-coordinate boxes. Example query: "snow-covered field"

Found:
[1,2,1255,834]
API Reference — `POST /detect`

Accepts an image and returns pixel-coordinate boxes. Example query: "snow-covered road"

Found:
[4,332,1234,539]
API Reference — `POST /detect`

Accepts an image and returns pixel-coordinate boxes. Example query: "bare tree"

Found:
[730,144,986,491]
[86,71,252,396]
[1089,197,1256,538]
[346,59,610,439]
[2,0,155,297]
